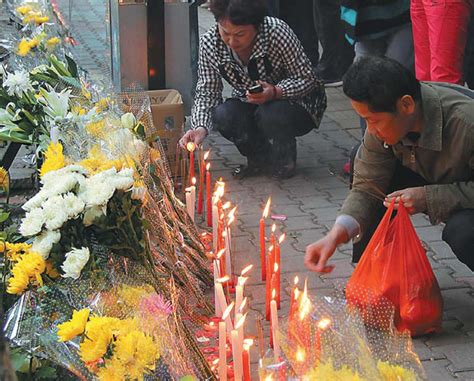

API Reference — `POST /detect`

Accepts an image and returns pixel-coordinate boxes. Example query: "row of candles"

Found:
[184,145,328,379]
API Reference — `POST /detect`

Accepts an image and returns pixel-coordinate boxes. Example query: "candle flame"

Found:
[227,215,235,226]
[296,347,306,362]
[268,245,274,252]
[317,318,332,330]
[271,223,276,233]
[212,358,219,365]
[204,150,210,160]
[273,263,279,273]
[206,162,210,171]
[278,233,286,244]
[241,264,253,276]
[265,375,274,381]
[217,275,230,283]
[243,338,254,347]
[294,288,300,300]
[294,275,299,285]
[235,313,247,329]
[192,177,196,185]
[222,302,234,320]
[298,279,311,320]
[238,276,248,286]
[216,248,226,259]
[222,201,231,210]
[239,297,248,312]
[262,197,271,218]
[272,289,276,300]
[186,142,196,152]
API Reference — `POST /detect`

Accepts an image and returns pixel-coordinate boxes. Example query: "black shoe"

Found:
[272,162,296,179]
[232,163,266,179]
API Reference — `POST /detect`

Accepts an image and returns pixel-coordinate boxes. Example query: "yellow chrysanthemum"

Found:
[80,318,114,363]
[117,284,154,309]
[28,38,39,48]
[85,119,106,138]
[45,37,60,51]
[40,142,66,178]
[6,251,45,295]
[57,309,90,342]
[16,5,33,15]
[377,361,417,381]
[0,167,9,193]
[5,242,32,261]
[112,330,159,380]
[94,98,111,113]
[303,362,365,381]
[79,145,116,175]
[97,360,126,381]
[34,15,49,24]
[17,38,32,56]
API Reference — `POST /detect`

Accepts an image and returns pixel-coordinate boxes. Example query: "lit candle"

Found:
[185,177,196,222]
[289,276,299,320]
[232,315,245,381]
[216,277,234,334]
[206,163,212,227]
[213,181,225,252]
[198,150,209,215]
[276,233,284,309]
[186,142,196,185]
[270,290,280,362]
[213,259,222,317]
[219,303,233,381]
[242,339,252,381]
[260,197,271,281]
[235,283,244,320]
[265,245,274,321]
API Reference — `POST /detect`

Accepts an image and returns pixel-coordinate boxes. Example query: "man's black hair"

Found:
[209,0,268,28]
[342,56,421,113]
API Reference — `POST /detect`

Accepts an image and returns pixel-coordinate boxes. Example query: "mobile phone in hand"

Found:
[248,84,263,94]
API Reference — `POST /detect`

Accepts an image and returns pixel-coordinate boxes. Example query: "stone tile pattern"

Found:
[5,3,473,380]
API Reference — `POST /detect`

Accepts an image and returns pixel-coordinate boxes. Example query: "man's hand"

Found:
[179,127,208,148]
[384,186,427,214]
[246,81,278,105]
[304,224,349,273]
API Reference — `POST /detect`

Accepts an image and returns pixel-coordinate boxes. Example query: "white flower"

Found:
[78,177,116,208]
[19,208,45,237]
[83,205,106,226]
[61,247,90,280]
[62,192,85,218]
[131,186,146,201]
[131,138,146,158]
[32,230,61,259]
[39,85,72,120]
[41,172,82,195]
[111,168,135,190]
[22,189,51,211]
[121,112,136,130]
[2,70,33,98]
[42,195,69,230]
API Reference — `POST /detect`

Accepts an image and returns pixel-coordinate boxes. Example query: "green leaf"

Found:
[134,122,146,139]
[35,365,57,379]
[59,75,81,89]
[0,130,32,144]
[64,55,78,78]
[10,349,30,372]
[0,212,10,223]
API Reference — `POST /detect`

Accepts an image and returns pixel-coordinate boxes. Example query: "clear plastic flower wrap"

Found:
[260,285,426,381]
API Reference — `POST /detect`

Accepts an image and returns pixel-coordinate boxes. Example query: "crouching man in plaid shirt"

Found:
[179,0,327,179]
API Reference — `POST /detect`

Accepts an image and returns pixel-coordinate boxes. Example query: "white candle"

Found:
[235,284,243,320]
[231,329,243,381]
[213,261,222,317]
[219,321,227,381]
[236,312,243,348]
[270,299,280,361]
[216,282,233,333]
[212,201,219,252]
[224,227,232,278]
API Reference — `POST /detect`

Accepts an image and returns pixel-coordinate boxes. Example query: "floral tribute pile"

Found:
[1,1,215,380]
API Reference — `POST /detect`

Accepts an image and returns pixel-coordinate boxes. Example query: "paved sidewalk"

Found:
[4,2,474,379]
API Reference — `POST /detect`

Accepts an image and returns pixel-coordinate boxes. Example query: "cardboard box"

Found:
[146,89,184,174]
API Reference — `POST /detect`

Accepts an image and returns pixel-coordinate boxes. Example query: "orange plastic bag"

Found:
[346,201,443,336]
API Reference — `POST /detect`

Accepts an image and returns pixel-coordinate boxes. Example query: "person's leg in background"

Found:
[463,12,474,89]
[442,209,474,270]
[256,100,316,179]
[213,99,272,177]
[313,0,354,85]
[424,0,471,84]
[266,0,279,17]
[411,0,432,80]
[279,0,319,67]
[384,23,415,72]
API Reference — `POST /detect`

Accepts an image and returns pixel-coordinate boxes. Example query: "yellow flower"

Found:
[0,167,9,194]
[71,104,86,116]
[117,284,154,309]
[94,98,111,113]
[79,316,117,363]
[303,362,365,381]
[97,360,126,381]
[112,330,159,380]
[17,39,32,57]
[5,242,32,261]
[85,120,106,138]
[34,15,49,25]
[40,142,66,178]
[28,38,39,48]
[45,37,60,51]
[377,361,417,381]
[57,309,90,342]
[79,145,116,175]
[16,5,33,15]
[45,260,60,279]
[6,251,45,295]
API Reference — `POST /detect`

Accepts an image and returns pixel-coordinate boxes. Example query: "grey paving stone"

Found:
[422,359,457,381]
[415,225,446,243]
[280,215,319,232]
[440,260,474,279]
[430,241,457,260]
[435,268,470,290]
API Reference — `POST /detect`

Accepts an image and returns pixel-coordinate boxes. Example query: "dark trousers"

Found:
[350,144,474,270]
[464,13,474,89]
[213,99,315,166]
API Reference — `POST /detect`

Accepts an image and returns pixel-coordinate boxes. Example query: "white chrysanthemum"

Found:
[62,192,85,218]
[78,175,116,207]
[42,172,82,196]
[32,230,61,259]
[2,70,33,98]
[42,195,69,230]
[110,168,135,190]
[41,165,88,185]
[83,205,106,226]
[22,189,51,212]
[19,208,45,237]
[61,247,90,280]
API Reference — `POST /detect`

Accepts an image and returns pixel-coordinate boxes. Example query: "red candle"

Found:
[206,163,212,227]
[276,234,285,309]
[243,343,251,381]
[265,246,274,321]
[187,142,196,185]
[198,150,209,215]
[289,276,299,320]
[260,197,271,281]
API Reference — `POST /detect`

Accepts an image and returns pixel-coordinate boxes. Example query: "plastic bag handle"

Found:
[374,199,396,254]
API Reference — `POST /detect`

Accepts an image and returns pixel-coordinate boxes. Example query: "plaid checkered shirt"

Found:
[191,16,327,132]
